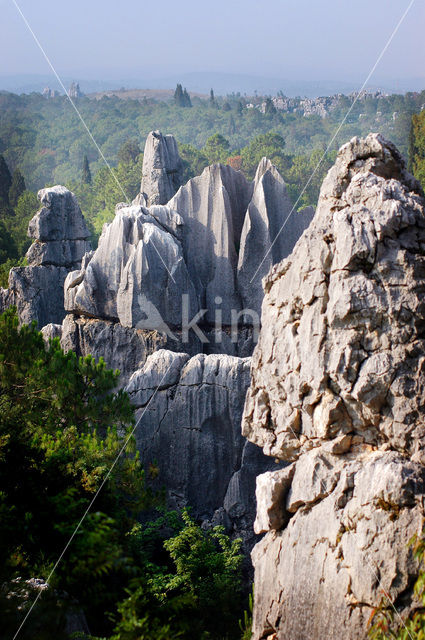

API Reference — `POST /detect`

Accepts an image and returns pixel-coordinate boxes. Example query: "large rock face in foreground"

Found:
[243,134,425,639]
[0,186,91,327]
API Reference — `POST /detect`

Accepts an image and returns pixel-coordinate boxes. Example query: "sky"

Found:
[0,0,424,93]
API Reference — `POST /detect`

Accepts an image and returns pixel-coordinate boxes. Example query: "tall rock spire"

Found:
[136,130,184,206]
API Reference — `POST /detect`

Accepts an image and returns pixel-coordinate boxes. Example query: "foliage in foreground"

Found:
[369,526,425,639]
[0,310,245,639]
[105,510,243,640]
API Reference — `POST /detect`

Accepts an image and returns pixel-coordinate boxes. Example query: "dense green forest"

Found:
[0,87,424,279]
[1,89,422,187]
[0,309,245,639]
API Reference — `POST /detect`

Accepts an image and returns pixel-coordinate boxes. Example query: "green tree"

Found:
[118,139,141,165]
[0,155,12,206]
[178,143,209,182]
[240,131,288,179]
[209,88,215,106]
[183,88,192,108]
[411,111,425,189]
[0,309,149,636]
[202,133,230,164]
[82,154,92,184]
[4,190,39,258]
[8,169,26,207]
[264,97,277,115]
[110,510,244,640]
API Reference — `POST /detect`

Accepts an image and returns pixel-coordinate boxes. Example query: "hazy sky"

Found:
[1,0,424,85]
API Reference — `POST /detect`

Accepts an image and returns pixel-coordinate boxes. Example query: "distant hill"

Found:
[88,88,208,101]
[2,71,425,98]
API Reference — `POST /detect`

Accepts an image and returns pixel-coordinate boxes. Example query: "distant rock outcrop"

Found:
[242,134,425,639]
[135,131,184,207]
[0,186,91,327]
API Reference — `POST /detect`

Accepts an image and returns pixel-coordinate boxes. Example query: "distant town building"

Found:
[257,88,389,119]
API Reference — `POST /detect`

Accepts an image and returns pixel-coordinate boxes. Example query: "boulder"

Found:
[242,134,425,639]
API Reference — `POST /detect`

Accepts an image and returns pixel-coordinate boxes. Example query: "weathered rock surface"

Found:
[41,322,63,343]
[64,203,199,334]
[65,142,313,353]
[252,451,424,640]
[125,350,280,546]
[0,186,91,327]
[243,134,425,639]
[135,131,184,207]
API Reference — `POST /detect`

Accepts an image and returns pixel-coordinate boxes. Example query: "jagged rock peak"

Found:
[237,156,313,319]
[64,202,199,333]
[242,134,425,638]
[168,163,253,324]
[138,130,184,207]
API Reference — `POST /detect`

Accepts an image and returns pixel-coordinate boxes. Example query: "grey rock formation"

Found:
[237,158,314,319]
[136,131,184,207]
[169,163,253,324]
[0,186,91,327]
[41,322,63,343]
[125,350,279,546]
[242,134,425,639]
[64,203,199,335]
[64,146,312,352]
